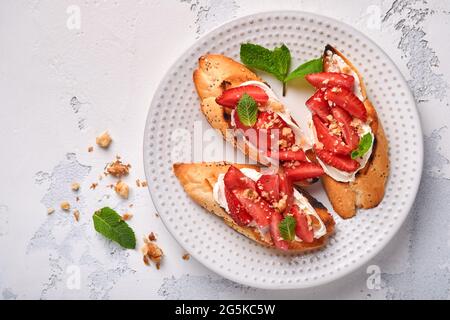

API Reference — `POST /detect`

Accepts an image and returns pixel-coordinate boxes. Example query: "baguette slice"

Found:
[173,162,335,252]
[317,45,389,218]
[193,54,280,166]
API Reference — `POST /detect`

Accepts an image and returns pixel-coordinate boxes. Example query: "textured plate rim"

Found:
[143,10,424,290]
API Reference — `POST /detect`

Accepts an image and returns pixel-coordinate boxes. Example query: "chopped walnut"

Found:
[73,209,80,222]
[121,212,133,221]
[148,232,157,241]
[273,194,288,212]
[90,183,98,190]
[140,180,148,187]
[71,182,80,191]
[141,240,163,268]
[88,146,94,152]
[242,188,257,200]
[106,159,130,178]
[47,208,55,215]
[96,131,112,148]
[114,181,129,199]
[182,253,190,261]
[60,201,70,211]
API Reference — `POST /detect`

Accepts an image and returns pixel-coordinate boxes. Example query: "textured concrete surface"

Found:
[0,0,449,299]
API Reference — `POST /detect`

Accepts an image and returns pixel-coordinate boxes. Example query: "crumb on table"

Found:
[60,201,70,211]
[96,131,112,148]
[114,181,129,199]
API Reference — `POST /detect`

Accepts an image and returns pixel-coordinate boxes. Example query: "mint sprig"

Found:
[279,215,297,241]
[240,43,323,96]
[351,133,373,159]
[93,207,136,249]
[236,93,258,127]
[284,57,323,82]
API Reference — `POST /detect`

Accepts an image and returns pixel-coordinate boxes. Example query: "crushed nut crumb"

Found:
[106,159,130,178]
[136,179,141,187]
[96,131,112,148]
[90,182,98,190]
[60,201,70,211]
[47,208,55,215]
[182,253,190,261]
[140,180,148,187]
[71,182,80,191]
[88,146,94,152]
[114,181,129,199]
[142,241,163,266]
[73,209,80,222]
[121,212,133,221]
[148,232,157,241]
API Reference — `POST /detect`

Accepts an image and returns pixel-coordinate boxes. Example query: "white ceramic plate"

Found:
[143,11,423,289]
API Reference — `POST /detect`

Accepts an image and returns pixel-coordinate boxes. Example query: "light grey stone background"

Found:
[0,0,449,299]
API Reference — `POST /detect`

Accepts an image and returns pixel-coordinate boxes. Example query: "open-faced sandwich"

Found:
[304,45,389,218]
[193,54,324,184]
[173,162,335,251]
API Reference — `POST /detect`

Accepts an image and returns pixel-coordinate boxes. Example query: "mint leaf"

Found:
[351,133,373,159]
[279,215,297,241]
[284,57,323,82]
[272,44,291,81]
[93,207,136,249]
[236,93,258,126]
[240,43,291,82]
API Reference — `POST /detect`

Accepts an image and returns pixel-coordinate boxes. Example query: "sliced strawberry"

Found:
[223,165,255,191]
[291,205,314,243]
[256,174,280,204]
[233,189,273,228]
[224,186,253,226]
[306,72,354,90]
[216,85,269,108]
[284,162,324,181]
[278,171,294,215]
[267,149,307,162]
[331,106,360,150]
[312,115,352,155]
[324,87,367,121]
[269,211,289,250]
[305,90,331,122]
[316,148,360,172]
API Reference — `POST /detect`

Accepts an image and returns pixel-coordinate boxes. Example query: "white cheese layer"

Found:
[212,168,327,240]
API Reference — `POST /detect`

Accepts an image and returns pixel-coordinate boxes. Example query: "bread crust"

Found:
[173,162,335,252]
[320,45,390,218]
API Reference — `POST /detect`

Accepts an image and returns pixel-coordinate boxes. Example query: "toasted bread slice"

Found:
[193,55,278,165]
[318,45,389,218]
[173,162,335,252]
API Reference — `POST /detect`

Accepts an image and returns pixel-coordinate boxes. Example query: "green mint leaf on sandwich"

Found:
[351,133,373,159]
[240,43,323,96]
[93,207,136,249]
[236,93,258,127]
[284,57,323,82]
[279,215,297,241]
